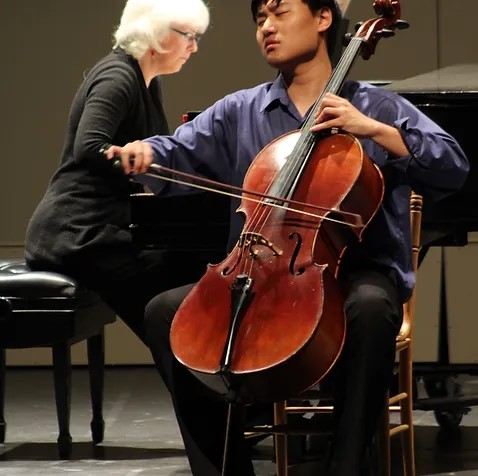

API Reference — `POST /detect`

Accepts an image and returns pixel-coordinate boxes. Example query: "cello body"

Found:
[170,131,383,403]
[170,0,405,404]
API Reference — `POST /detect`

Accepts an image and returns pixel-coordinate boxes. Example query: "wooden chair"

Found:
[261,192,423,476]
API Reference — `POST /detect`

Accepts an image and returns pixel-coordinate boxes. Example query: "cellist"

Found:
[107,1,469,474]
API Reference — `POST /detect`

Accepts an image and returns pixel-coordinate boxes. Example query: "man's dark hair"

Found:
[250,0,341,57]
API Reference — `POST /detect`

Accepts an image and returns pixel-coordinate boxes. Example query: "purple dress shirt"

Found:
[138,76,469,303]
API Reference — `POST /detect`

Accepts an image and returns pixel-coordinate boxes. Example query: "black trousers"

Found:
[28,246,209,345]
[144,267,403,476]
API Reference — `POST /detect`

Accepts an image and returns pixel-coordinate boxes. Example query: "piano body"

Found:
[387,64,478,248]
[130,64,478,428]
[385,64,478,425]
[130,109,230,266]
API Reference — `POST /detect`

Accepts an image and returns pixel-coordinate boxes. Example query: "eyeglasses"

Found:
[170,27,201,44]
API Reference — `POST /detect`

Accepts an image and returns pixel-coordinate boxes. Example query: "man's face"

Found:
[255,0,330,69]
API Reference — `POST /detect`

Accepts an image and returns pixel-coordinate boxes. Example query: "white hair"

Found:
[113,0,210,59]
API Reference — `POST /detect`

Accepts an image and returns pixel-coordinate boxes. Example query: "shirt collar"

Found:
[259,74,291,113]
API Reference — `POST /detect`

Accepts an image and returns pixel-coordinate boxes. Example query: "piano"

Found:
[130,109,231,266]
[132,64,478,253]
[131,191,229,252]
[130,64,478,426]
[386,64,478,249]
[384,64,478,421]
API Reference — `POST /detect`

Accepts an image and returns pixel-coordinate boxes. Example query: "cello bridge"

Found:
[238,232,283,258]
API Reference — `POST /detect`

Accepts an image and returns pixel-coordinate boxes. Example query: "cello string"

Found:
[240,37,363,277]
[141,168,357,279]
[266,38,361,213]
[240,38,363,277]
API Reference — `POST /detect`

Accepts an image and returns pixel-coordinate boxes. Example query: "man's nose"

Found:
[261,17,276,35]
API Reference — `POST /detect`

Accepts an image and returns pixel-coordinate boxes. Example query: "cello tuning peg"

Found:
[343,33,353,46]
[377,28,395,38]
[394,20,410,30]
[354,21,363,32]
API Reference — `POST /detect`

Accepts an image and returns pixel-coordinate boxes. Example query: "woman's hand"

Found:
[105,140,153,175]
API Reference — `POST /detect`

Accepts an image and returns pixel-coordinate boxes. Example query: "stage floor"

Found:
[1,366,478,475]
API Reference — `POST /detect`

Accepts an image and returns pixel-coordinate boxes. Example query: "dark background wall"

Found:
[1,0,477,248]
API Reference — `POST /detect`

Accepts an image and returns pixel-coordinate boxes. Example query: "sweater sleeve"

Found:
[138,95,237,194]
[73,61,136,167]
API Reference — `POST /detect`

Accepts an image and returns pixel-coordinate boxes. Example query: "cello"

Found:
[169,0,409,404]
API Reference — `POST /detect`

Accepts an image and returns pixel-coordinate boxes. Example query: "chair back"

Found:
[397,192,423,340]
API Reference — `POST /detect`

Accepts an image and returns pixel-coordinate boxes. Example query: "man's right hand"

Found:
[105,140,153,175]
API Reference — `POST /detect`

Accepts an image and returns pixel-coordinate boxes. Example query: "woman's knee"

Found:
[144,283,195,343]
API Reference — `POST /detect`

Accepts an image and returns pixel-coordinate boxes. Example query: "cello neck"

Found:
[266,0,407,202]
[301,37,363,132]
[267,37,364,203]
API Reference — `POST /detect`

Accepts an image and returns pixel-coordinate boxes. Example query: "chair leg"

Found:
[52,343,73,459]
[0,348,6,443]
[274,401,288,476]
[87,331,105,444]
[399,348,416,476]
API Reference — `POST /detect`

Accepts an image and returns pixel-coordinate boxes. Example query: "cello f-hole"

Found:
[289,232,306,275]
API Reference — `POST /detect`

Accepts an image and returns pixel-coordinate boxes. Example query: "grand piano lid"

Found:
[385,63,478,96]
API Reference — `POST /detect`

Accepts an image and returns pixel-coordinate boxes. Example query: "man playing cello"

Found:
[108,1,469,474]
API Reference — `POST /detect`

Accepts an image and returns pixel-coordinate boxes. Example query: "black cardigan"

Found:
[25,48,169,267]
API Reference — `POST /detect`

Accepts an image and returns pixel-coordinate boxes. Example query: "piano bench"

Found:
[0,259,116,458]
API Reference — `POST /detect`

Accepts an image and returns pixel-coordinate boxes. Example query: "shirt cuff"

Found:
[389,117,416,172]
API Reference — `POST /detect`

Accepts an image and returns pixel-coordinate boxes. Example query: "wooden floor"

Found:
[1,367,478,475]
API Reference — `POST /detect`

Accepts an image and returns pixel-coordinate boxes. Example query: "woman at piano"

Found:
[24,0,210,345]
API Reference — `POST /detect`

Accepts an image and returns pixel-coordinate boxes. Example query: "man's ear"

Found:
[316,7,334,33]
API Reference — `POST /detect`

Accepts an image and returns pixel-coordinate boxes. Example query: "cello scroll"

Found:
[346,0,409,60]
